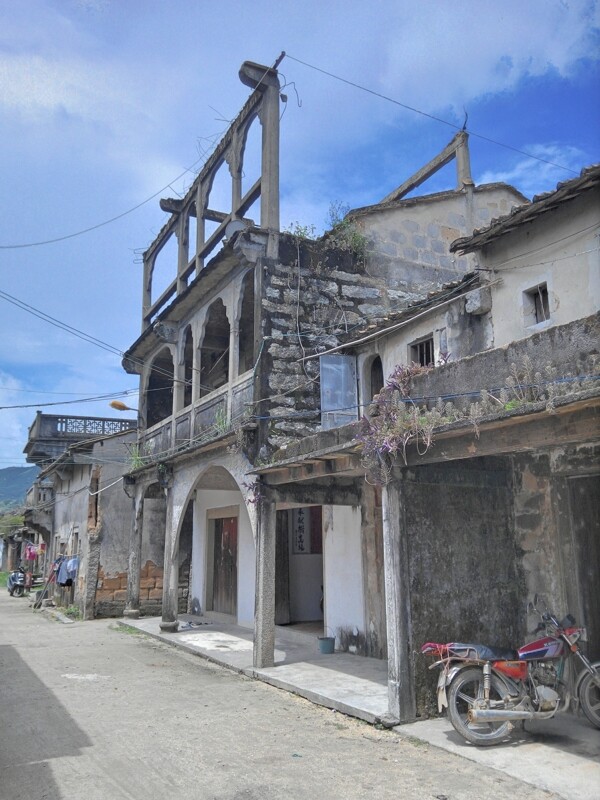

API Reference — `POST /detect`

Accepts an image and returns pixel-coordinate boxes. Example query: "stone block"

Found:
[140,577,156,590]
[341,285,380,300]
[102,577,122,590]
[112,590,127,602]
[154,579,163,589]
[94,589,115,601]
[148,564,163,578]
[448,212,466,227]
[413,235,427,249]
[148,588,163,600]
[402,220,420,232]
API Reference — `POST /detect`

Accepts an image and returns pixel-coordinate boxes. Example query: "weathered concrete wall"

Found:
[323,505,365,651]
[403,457,524,717]
[408,314,599,407]
[513,444,600,660]
[483,188,600,348]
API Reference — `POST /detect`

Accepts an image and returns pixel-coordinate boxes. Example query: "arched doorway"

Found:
[188,466,254,624]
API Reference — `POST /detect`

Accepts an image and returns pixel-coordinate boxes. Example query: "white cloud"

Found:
[478,144,586,197]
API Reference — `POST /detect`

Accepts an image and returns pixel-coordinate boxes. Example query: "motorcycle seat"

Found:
[447,642,518,661]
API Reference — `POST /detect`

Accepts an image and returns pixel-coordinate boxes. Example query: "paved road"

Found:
[0,593,561,800]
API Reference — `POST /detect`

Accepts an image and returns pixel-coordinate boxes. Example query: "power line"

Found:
[0,157,204,250]
[285,54,579,176]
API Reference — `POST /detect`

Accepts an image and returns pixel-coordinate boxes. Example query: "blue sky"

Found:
[1,0,599,467]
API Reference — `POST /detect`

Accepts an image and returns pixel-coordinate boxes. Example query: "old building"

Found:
[24,413,137,617]
[256,164,600,720]
[119,58,555,697]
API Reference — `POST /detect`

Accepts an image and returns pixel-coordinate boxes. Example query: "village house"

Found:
[23,413,136,618]
[114,58,599,728]
[255,163,600,720]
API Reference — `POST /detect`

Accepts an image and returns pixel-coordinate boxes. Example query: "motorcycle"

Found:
[7,566,44,598]
[421,596,600,746]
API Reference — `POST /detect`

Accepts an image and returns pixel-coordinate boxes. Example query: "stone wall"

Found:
[260,235,423,451]
[404,457,525,717]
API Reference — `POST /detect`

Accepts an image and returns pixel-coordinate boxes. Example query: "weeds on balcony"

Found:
[356,355,599,485]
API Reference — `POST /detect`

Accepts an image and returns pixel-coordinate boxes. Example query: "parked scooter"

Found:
[421,595,600,746]
[7,566,44,598]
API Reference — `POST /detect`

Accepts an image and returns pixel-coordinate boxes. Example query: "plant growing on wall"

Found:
[355,356,599,485]
[325,201,367,259]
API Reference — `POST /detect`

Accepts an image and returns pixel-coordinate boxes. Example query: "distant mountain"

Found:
[0,466,38,510]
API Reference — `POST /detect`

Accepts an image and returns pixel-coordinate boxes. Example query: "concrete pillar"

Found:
[455,131,473,188]
[253,487,276,668]
[123,488,144,619]
[142,254,154,331]
[382,478,416,723]
[160,488,179,632]
[176,214,188,295]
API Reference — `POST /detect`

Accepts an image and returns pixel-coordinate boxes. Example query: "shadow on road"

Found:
[0,644,92,798]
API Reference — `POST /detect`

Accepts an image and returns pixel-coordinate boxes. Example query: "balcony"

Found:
[139,374,254,464]
[24,412,137,466]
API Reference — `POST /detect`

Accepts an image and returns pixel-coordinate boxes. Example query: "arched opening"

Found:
[188,466,252,623]
[200,300,230,397]
[238,270,255,375]
[150,233,178,311]
[146,347,174,428]
[182,326,194,408]
[370,356,384,399]
[241,117,261,200]
[187,203,197,268]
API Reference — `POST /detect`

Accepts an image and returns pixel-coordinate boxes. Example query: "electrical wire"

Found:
[0,157,205,250]
[285,54,579,176]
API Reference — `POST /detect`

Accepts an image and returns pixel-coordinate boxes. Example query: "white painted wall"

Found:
[323,505,365,645]
[192,488,255,626]
[287,508,323,622]
[483,191,600,348]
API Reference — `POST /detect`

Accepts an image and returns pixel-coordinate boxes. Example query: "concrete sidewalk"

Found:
[118,614,600,800]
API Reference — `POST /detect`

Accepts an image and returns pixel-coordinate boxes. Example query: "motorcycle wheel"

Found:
[12,585,24,598]
[579,669,600,729]
[447,667,512,746]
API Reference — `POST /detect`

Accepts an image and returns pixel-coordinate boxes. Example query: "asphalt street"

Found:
[0,591,563,800]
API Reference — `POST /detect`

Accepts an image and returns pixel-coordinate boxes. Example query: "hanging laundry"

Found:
[57,557,70,587]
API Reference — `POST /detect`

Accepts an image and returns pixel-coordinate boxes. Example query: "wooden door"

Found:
[212,516,238,615]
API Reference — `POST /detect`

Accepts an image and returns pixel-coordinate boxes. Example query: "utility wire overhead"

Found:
[285,54,579,176]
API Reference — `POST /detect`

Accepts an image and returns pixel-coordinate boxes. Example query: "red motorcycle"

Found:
[421,596,600,746]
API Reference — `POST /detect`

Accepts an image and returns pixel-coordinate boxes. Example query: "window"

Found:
[410,335,434,367]
[369,356,384,400]
[524,283,550,326]
[320,354,358,429]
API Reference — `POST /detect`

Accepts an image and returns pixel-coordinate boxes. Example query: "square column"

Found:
[253,488,276,668]
[382,479,416,722]
[160,487,179,632]
[124,486,144,619]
